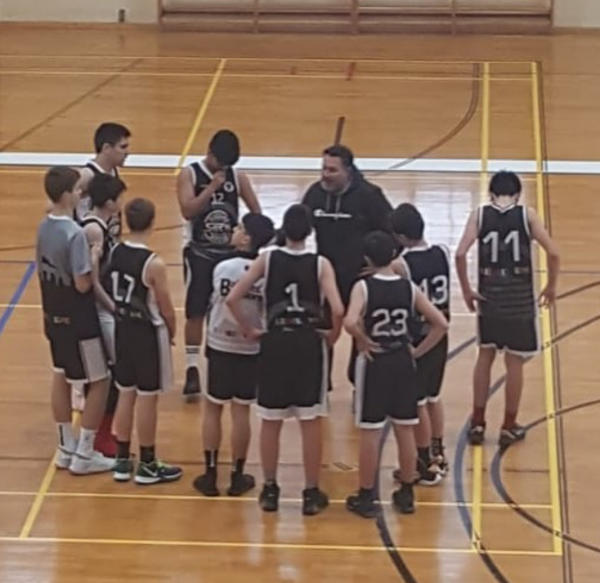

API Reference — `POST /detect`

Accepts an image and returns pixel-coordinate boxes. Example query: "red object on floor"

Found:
[94,414,117,457]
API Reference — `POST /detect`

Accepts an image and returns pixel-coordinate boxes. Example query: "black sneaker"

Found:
[193,470,220,496]
[467,423,486,446]
[416,460,442,487]
[227,472,255,496]
[259,482,280,512]
[113,457,134,482]
[498,424,526,448]
[135,460,183,485]
[392,483,415,514]
[182,367,201,402]
[302,487,329,516]
[346,492,378,519]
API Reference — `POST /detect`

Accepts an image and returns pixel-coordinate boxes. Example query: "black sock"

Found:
[116,440,130,459]
[431,437,443,455]
[204,450,218,471]
[232,458,245,474]
[140,445,155,464]
[265,478,277,487]
[418,447,431,466]
[359,487,374,499]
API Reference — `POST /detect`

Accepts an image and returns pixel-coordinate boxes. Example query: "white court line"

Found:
[0,153,600,174]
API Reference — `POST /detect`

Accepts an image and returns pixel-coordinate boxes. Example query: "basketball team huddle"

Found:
[35,123,560,519]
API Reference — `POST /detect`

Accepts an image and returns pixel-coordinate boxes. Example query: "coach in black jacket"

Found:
[302,145,392,306]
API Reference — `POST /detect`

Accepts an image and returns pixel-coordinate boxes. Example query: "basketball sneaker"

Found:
[392,482,415,514]
[346,490,378,519]
[69,450,115,475]
[135,460,183,485]
[227,472,255,496]
[498,424,526,448]
[302,487,329,516]
[113,458,134,482]
[259,482,280,512]
[182,367,201,402]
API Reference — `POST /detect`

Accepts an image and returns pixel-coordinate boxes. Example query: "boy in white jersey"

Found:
[194,213,275,497]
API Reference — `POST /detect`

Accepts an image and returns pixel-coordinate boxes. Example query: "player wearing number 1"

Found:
[455,171,559,448]
[227,204,344,516]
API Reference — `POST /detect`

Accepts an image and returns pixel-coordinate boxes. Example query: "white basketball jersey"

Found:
[207,255,264,355]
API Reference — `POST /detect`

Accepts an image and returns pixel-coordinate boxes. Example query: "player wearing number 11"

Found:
[455,171,560,448]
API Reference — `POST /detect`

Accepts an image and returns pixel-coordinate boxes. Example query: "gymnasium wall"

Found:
[0,0,600,28]
[553,0,600,27]
[0,0,158,23]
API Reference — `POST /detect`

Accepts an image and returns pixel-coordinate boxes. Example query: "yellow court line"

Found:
[18,453,57,538]
[0,489,553,510]
[470,61,491,551]
[0,69,531,83]
[531,61,563,557]
[0,535,559,557]
[174,58,226,175]
[0,54,534,65]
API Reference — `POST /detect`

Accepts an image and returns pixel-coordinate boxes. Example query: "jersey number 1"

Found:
[285,283,304,312]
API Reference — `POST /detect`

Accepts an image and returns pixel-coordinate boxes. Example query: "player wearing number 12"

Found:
[455,171,560,448]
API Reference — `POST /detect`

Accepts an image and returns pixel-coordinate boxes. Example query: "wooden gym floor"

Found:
[0,26,599,583]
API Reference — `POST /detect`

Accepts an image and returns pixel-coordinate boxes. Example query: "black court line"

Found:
[0,58,143,152]
[490,395,600,556]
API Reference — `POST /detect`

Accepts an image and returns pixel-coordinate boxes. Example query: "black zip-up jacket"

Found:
[302,172,392,304]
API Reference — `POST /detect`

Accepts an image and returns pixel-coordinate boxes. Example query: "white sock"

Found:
[185,345,200,370]
[57,423,76,453]
[76,428,96,457]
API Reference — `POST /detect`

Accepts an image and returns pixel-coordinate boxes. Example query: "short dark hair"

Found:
[209,130,240,167]
[89,174,127,209]
[125,198,155,232]
[322,144,354,169]
[242,213,275,252]
[391,203,425,241]
[364,231,397,268]
[44,166,80,203]
[282,204,313,242]
[489,171,522,197]
[94,122,131,154]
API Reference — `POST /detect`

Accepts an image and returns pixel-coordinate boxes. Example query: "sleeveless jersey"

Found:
[477,203,535,319]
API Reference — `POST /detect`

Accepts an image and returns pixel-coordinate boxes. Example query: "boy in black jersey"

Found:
[110,199,182,484]
[37,166,114,475]
[456,171,559,447]
[227,204,344,516]
[81,174,127,457]
[177,129,261,401]
[345,232,448,518]
[77,122,131,239]
[391,203,450,481]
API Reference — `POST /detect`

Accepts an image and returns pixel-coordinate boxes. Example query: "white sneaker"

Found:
[55,447,74,470]
[69,450,115,475]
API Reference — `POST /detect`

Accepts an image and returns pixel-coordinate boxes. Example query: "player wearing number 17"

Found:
[455,171,560,448]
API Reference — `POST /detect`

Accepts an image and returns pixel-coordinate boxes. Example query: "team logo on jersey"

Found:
[223,181,235,194]
[203,208,234,246]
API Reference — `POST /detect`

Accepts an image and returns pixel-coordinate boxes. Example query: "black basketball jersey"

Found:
[402,244,450,343]
[477,203,535,318]
[264,248,323,331]
[189,161,239,248]
[363,275,415,353]
[108,242,161,326]
[85,161,122,246]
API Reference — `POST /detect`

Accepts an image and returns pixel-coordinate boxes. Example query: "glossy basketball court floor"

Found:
[0,26,599,583]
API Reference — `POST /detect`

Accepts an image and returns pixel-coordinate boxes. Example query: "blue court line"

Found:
[0,261,36,335]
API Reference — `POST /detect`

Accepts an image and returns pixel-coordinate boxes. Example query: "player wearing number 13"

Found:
[455,171,560,448]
